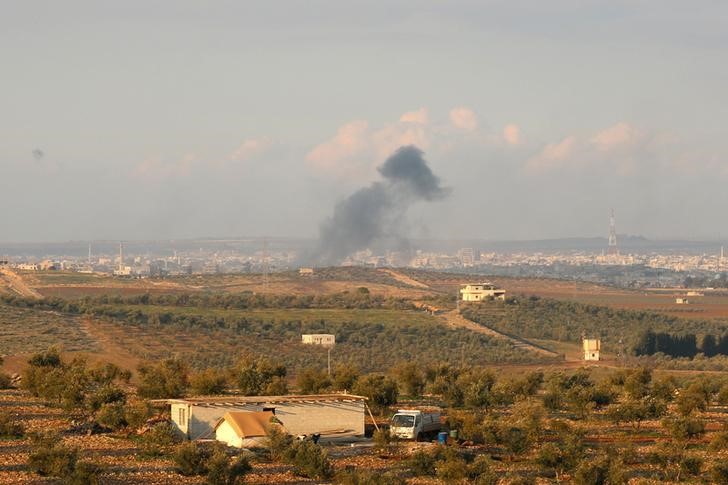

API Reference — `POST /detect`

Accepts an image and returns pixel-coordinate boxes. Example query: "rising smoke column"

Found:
[314,145,449,264]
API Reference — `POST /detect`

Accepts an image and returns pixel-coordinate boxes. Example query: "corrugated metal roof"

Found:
[158,393,367,405]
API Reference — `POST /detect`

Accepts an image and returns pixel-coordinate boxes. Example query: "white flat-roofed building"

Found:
[302,334,335,347]
[460,283,506,301]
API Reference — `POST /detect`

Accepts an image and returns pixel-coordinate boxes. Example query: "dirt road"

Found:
[440,309,561,358]
[0,267,43,299]
[379,269,433,290]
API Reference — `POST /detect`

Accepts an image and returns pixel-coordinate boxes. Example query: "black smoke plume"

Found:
[313,145,449,265]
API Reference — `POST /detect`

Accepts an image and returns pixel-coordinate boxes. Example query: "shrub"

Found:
[435,462,467,483]
[190,368,228,396]
[137,359,189,399]
[27,431,102,481]
[27,433,78,478]
[391,362,425,397]
[468,455,497,484]
[712,462,728,484]
[285,440,333,479]
[710,431,728,451]
[372,428,398,455]
[352,374,398,413]
[206,449,251,485]
[498,426,530,456]
[679,455,703,477]
[717,384,728,405]
[263,376,288,395]
[66,462,102,485]
[434,447,467,482]
[408,449,437,476]
[0,412,23,438]
[141,422,181,456]
[662,416,706,442]
[235,357,286,396]
[336,468,406,485]
[266,425,294,461]
[173,441,208,476]
[297,367,332,394]
[332,364,359,392]
[124,400,153,431]
[86,384,126,412]
[573,455,609,485]
[96,402,127,430]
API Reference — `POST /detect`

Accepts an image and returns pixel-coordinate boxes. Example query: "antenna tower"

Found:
[607,209,618,255]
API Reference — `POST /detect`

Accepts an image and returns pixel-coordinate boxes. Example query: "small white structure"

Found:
[686,291,704,297]
[460,283,506,301]
[167,394,366,441]
[302,334,335,347]
[676,297,690,305]
[299,267,315,276]
[214,411,283,448]
[583,339,601,361]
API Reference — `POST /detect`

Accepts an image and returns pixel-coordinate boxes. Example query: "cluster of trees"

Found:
[684,273,728,289]
[173,441,252,484]
[461,295,728,359]
[0,290,415,312]
[14,342,728,483]
[131,355,400,414]
[20,347,153,433]
[634,330,728,358]
[1,295,544,372]
[421,366,728,483]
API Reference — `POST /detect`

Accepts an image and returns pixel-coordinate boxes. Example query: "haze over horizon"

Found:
[2,1,727,243]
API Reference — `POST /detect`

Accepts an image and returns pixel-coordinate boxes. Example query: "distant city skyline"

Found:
[2,1,728,242]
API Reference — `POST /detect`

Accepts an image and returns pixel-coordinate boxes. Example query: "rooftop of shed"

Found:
[160,393,367,406]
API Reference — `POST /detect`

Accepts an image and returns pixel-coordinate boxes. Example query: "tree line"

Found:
[634,330,728,358]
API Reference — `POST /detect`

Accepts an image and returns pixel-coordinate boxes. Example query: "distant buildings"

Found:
[460,283,506,301]
[459,248,478,267]
[16,263,40,271]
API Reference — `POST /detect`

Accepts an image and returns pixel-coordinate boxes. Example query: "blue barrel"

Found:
[437,432,448,444]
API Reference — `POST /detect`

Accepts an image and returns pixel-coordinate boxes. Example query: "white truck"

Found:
[390,409,441,441]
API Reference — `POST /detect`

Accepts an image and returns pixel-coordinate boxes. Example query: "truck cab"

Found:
[390,409,440,441]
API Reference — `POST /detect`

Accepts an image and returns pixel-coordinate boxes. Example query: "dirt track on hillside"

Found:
[0,268,42,298]
[440,310,561,358]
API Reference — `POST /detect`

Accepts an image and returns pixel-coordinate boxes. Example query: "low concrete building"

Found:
[460,283,506,301]
[167,394,366,441]
[302,334,335,346]
[676,297,690,304]
[583,339,601,361]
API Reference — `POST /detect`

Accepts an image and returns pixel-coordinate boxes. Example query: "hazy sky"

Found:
[2,1,727,242]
